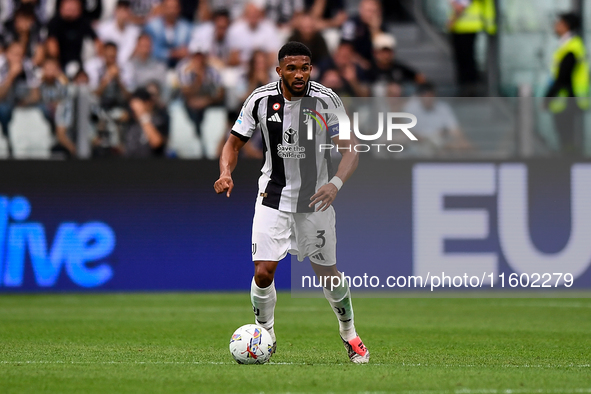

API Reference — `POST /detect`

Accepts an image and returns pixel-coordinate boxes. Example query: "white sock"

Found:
[323,279,356,341]
[250,277,277,343]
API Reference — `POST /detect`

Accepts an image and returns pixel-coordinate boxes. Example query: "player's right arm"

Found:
[214,92,259,197]
[215,134,246,197]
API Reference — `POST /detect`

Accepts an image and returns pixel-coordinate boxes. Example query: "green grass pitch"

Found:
[0,293,589,393]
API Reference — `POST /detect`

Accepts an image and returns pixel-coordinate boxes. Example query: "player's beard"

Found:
[282,75,307,97]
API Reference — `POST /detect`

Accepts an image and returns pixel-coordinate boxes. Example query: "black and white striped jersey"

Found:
[231,80,343,213]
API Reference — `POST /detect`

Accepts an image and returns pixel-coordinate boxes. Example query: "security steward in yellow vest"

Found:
[545,13,590,156]
[448,0,496,95]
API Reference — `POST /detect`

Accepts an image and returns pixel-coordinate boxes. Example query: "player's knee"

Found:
[312,263,339,278]
[254,263,275,288]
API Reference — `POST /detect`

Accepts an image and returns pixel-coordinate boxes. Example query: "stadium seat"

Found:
[200,107,228,160]
[322,28,342,54]
[168,99,203,159]
[0,131,9,159]
[168,99,228,160]
[9,107,52,159]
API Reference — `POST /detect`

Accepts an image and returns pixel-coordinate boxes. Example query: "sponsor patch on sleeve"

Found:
[329,124,340,138]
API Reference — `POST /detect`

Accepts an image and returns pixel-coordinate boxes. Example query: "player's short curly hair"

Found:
[278,42,312,63]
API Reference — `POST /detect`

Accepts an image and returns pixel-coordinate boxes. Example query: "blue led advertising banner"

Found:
[1,160,590,293]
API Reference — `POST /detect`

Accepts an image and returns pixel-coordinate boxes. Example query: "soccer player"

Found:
[214,42,369,363]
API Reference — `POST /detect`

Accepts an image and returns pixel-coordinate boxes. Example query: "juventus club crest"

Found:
[283,128,298,145]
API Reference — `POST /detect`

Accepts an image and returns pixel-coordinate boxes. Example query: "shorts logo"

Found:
[311,252,325,261]
[252,243,257,255]
[273,103,281,111]
[283,128,298,145]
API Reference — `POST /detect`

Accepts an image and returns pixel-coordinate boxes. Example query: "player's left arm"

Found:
[309,134,359,211]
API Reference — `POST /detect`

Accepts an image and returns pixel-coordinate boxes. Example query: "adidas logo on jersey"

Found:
[268,113,281,122]
[311,252,325,261]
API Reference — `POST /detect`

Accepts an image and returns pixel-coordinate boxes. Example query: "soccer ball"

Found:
[229,324,274,364]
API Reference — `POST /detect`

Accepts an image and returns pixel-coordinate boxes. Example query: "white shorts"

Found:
[251,196,337,266]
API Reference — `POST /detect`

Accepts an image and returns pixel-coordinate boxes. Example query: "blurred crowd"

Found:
[0,0,435,158]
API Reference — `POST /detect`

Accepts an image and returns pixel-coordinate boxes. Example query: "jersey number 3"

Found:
[316,230,326,248]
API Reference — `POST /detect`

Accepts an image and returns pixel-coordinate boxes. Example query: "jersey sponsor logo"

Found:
[277,144,306,159]
[277,128,306,159]
[283,128,298,145]
[268,113,281,122]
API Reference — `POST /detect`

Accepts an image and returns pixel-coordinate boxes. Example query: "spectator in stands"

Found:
[0,0,48,25]
[143,0,208,23]
[264,0,304,27]
[0,41,40,157]
[226,1,281,66]
[144,0,192,68]
[124,87,169,157]
[369,33,426,96]
[386,82,403,98]
[224,49,269,132]
[320,68,354,97]
[178,0,201,22]
[55,0,102,22]
[145,80,166,109]
[447,0,496,95]
[36,57,69,133]
[319,42,369,97]
[288,13,331,72]
[128,0,160,24]
[380,0,412,23]
[124,34,168,94]
[403,82,471,156]
[46,0,101,71]
[97,0,141,66]
[2,5,45,66]
[188,9,232,70]
[341,0,385,66]
[177,46,224,138]
[53,68,91,158]
[73,68,89,84]
[245,50,272,93]
[545,13,589,157]
[85,42,131,111]
[306,0,347,29]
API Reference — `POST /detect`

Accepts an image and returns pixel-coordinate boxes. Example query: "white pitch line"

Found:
[363,390,591,394]
[0,361,589,368]
[278,390,591,394]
